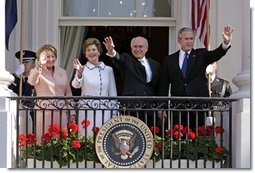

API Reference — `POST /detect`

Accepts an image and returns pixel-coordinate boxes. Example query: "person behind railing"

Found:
[28,44,73,142]
[9,50,36,134]
[205,61,232,125]
[159,25,234,129]
[206,62,232,97]
[72,38,117,136]
[206,62,233,148]
[103,36,161,128]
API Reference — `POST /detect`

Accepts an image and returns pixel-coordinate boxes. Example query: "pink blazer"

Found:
[28,66,72,97]
[28,66,73,142]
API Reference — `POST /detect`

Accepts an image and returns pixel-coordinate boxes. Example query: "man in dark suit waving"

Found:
[159,25,234,129]
[104,36,161,127]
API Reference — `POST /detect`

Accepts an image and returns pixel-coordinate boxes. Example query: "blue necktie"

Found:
[181,53,189,78]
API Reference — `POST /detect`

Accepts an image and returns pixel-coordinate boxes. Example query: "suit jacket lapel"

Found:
[175,51,184,79]
[147,58,155,75]
[135,58,147,82]
[186,49,197,79]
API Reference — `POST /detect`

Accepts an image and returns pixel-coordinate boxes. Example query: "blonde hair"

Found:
[82,38,103,56]
[36,44,57,59]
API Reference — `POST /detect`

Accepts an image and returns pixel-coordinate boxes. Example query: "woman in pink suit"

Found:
[28,44,72,142]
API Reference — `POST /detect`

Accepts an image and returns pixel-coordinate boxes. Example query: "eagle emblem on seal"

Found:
[111,130,139,160]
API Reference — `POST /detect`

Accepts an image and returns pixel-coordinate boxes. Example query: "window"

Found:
[59,0,176,91]
[63,0,171,17]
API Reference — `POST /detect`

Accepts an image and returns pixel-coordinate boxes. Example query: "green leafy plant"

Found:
[151,124,229,163]
[18,120,100,166]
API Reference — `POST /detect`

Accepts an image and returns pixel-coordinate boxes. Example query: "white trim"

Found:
[58,17,176,27]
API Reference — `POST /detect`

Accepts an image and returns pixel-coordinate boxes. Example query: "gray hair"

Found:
[130,36,148,48]
[178,27,194,39]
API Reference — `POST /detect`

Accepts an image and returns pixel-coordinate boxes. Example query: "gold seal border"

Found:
[95,115,154,168]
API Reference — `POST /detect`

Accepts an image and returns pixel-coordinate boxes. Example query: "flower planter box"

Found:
[145,159,222,168]
[25,159,222,168]
[26,159,103,168]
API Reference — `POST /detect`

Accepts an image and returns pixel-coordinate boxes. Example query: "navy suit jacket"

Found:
[113,52,161,96]
[9,74,34,96]
[159,44,230,97]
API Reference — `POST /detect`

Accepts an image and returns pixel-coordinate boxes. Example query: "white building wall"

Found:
[215,0,245,93]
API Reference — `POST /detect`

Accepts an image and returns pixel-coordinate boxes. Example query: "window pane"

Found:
[63,0,98,17]
[63,0,171,17]
[99,0,136,17]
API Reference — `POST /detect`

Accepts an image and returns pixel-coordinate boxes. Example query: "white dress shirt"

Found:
[179,50,191,69]
[139,57,152,83]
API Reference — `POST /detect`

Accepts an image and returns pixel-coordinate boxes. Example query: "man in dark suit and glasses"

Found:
[159,26,234,129]
[103,36,161,127]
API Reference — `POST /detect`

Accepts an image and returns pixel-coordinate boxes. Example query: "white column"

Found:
[231,0,251,168]
[231,0,251,99]
[232,99,250,168]
[0,0,17,168]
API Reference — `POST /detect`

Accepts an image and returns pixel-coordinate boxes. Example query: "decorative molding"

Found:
[58,17,176,27]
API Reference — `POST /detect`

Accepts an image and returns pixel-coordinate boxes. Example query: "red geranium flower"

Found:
[188,131,196,139]
[92,127,100,135]
[81,119,91,128]
[18,133,35,146]
[61,129,68,138]
[206,126,213,134]
[71,140,81,149]
[68,122,78,133]
[165,129,172,136]
[183,127,192,135]
[173,124,184,132]
[198,125,213,136]
[43,132,51,142]
[173,130,183,138]
[18,134,26,147]
[48,124,60,137]
[150,126,160,134]
[215,146,224,153]
[155,141,163,149]
[27,133,35,145]
[215,126,225,134]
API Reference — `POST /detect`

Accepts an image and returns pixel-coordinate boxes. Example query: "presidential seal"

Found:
[95,116,154,168]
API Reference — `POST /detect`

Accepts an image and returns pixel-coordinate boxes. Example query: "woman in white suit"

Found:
[72,38,117,136]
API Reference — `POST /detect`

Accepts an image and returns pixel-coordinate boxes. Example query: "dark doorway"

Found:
[72,26,169,96]
[85,26,169,64]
